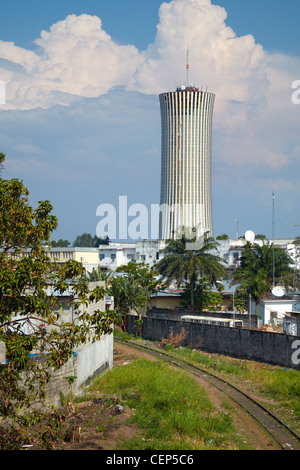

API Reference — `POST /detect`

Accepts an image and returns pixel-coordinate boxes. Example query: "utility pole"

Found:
[249,294,252,329]
[272,193,275,288]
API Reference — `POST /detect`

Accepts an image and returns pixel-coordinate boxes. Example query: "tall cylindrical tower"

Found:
[159,85,215,240]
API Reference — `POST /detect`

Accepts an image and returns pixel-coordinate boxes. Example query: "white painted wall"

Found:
[135,240,165,266]
[258,299,295,325]
[99,243,136,269]
[75,333,113,390]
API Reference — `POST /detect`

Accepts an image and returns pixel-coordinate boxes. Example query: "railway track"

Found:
[115,338,300,451]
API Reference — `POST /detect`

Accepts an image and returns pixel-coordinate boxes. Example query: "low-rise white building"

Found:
[211,238,296,271]
[98,240,166,270]
[98,243,136,270]
[95,237,297,272]
[135,240,166,265]
[255,298,296,326]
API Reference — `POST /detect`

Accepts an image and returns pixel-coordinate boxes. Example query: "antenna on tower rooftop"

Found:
[186,49,189,85]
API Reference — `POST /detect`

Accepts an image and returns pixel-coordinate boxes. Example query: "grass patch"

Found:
[160,345,300,422]
[114,329,300,425]
[89,358,252,450]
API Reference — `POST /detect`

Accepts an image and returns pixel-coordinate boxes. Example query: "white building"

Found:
[98,242,136,270]
[135,240,166,266]
[211,238,297,271]
[96,237,297,272]
[255,299,296,326]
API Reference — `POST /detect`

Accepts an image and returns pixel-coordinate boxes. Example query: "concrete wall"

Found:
[43,333,113,407]
[150,296,183,310]
[127,315,300,370]
[147,308,259,328]
[43,281,114,407]
[76,333,113,390]
[43,356,77,408]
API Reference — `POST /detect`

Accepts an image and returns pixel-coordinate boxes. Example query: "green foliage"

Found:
[156,228,226,310]
[72,233,109,247]
[230,287,249,312]
[108,262,160,330]
[85,266,110,282]
[0,153,5,172]
[216,234,229,240]
[50,239,70,247]
[40,410,66,450]
[231,241,294,311]
[0,154,115,446]
[116,261,161,307]
[181,278,223,312]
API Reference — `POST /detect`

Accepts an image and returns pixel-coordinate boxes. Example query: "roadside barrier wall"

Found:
[147,308,259,328]
[127,315,300,370]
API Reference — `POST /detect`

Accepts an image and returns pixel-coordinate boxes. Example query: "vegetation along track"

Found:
[116,338,300,451]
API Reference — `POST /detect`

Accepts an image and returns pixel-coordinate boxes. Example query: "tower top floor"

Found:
[176,84,199,92]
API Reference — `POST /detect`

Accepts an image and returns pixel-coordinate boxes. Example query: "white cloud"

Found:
[0,0,280,113]
[0,1,297,121]
[130,0,268,111]
[0,0,299,179]
[0,14,142,109]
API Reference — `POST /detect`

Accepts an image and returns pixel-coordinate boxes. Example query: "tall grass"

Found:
[90,358,250,450]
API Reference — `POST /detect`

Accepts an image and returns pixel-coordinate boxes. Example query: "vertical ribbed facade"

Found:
[159,88,215,240]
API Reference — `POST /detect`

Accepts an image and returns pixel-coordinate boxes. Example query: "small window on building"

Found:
[100,254,105,260]
[111,254,116,260]
[141,255,146,261]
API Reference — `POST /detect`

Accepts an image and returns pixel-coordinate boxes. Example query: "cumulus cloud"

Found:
[0,14,142,109]
[0,0,299,174]
[0,0,285,111]
[130,0,268,107]
[129,0,298,175]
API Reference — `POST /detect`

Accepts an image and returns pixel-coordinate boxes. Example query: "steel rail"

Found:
[115,338,300,451]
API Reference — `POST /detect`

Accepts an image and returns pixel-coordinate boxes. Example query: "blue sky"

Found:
[0,0,299,243]
[1,1,300,55]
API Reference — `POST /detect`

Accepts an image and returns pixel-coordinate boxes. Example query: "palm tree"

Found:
[85,266,110,282]
[107,275,146,331]
[156,228,226,311]
[231,241,293,314]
